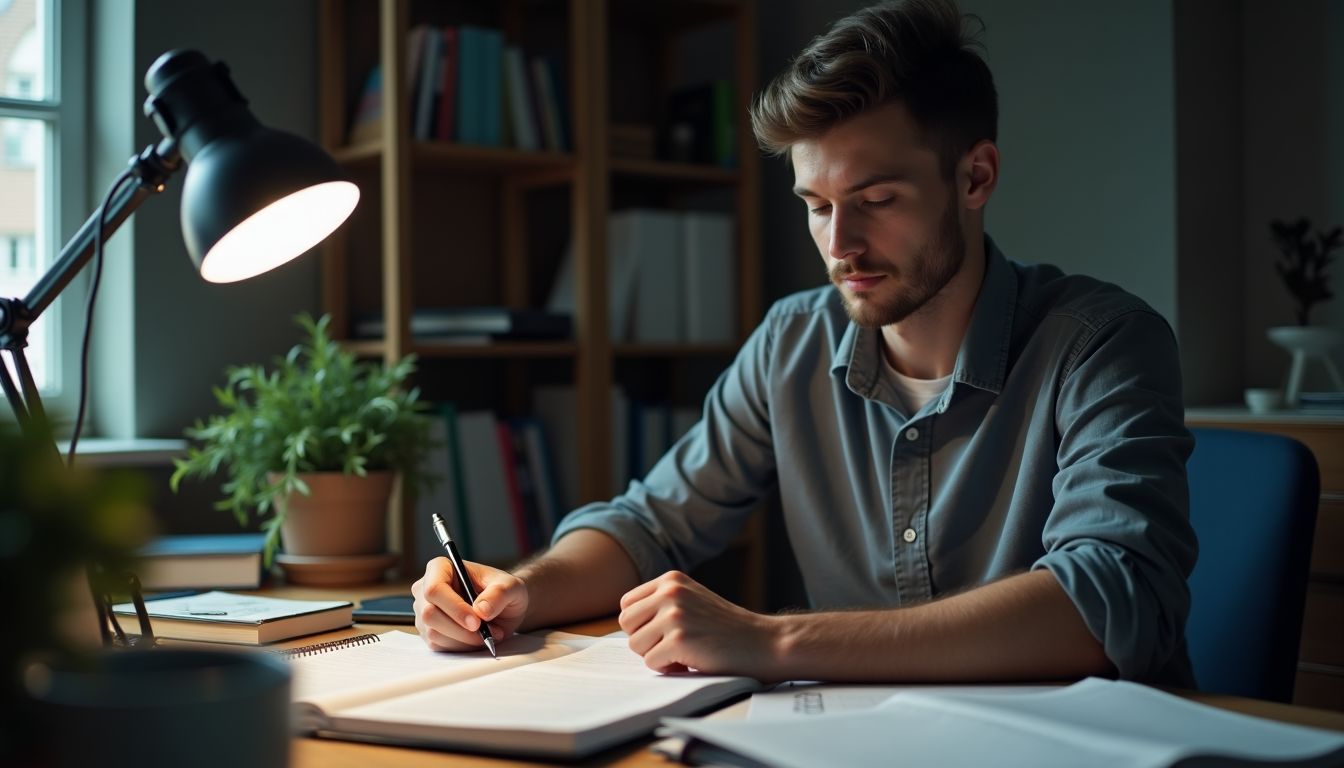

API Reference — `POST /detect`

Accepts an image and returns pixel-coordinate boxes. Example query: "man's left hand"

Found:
[618,570,780,679]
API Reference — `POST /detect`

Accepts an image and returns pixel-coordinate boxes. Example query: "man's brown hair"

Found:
[749,0,997,179]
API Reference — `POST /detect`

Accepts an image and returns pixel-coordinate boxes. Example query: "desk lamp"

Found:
[0,49,358,646]
[0,49,359,458]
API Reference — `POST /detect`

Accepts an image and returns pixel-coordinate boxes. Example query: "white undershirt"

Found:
[883,355,953,414]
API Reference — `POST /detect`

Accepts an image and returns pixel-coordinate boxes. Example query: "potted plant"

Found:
[1265,218,1344,406]
[170,313,433,583]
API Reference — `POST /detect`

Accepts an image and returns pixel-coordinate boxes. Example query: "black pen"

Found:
[430,513,497,658]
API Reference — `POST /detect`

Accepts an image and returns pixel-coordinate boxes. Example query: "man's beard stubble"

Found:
[829,192,967,329]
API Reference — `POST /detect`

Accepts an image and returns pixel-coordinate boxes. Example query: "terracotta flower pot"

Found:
[275,471,394,556]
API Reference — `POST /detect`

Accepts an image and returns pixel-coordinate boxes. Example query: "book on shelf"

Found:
[454,410,522,566]
[287,629,760,759]
[494,419,534,555]
[623,208,684,344]
[411,405,462,569]
[454,25,480,144]
[352,307,572,341]
[532,384,631,508]
[503,44,540,151]
[530,54,567,151]
[412,407,565,568]
[434,26,459,142]
[661,80,736,167]
[412,23,443,140]
[682,210,736,344]
[479,27,503,146]
[132,533,267,591]
[557,208,737,345]
[659,678,1344,768]
[454,25,503,146]
[113,591,353,645]
[510,415,563,544]
[628,401,700,480]
[346,65,383,145]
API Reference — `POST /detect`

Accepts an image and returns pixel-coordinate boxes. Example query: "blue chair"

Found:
[1185,426,1319,702]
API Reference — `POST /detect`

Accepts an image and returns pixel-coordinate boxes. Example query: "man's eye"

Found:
[863,197,894,208]
[808,204,831,215]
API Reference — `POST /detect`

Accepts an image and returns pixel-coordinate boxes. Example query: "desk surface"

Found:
[258,583,1344,767]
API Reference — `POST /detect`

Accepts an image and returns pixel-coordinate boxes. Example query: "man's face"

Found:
[792,103,967,328]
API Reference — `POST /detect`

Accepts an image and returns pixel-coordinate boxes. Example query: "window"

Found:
[0,0,85,416]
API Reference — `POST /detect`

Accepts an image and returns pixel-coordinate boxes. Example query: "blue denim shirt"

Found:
[554,237,1197,685]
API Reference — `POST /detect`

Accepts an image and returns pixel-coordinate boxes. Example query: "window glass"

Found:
[2,1,47,102]
[0,0,54,393]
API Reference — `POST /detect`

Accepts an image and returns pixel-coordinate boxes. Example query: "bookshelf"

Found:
[315,0,762,605]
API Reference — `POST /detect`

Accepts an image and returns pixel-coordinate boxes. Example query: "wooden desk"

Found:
[257,583,1344,767]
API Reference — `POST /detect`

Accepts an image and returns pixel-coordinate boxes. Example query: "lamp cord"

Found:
[67,168,137,468]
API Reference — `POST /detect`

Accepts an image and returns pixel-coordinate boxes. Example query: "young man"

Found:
[413,0,1197,686]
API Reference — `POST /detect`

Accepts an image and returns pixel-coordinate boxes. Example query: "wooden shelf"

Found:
[412,340,577,358]
[614,342,739,358]
[610,157,740,185]
[332,140,576,175]
[611,0,741,31]
[340,339,388,358]
[319,0,762,601]
[343,339,578,359]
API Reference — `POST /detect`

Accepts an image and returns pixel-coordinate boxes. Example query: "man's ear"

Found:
[960,140,999,211]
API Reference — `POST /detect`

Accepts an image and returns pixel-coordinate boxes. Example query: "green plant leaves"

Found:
[168,313,432,555]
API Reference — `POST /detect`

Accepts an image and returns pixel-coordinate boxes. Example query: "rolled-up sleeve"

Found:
[1034,308,1197,681]
[551,307,779,581]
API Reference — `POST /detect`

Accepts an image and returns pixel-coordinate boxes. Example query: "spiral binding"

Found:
[280,632,381,659]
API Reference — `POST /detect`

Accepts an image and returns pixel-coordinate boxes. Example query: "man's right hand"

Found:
[411,556,530,652]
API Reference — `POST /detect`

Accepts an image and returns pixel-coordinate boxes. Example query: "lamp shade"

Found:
[143,50,358,283]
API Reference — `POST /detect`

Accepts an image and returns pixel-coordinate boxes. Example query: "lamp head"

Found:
[142,50,359,283]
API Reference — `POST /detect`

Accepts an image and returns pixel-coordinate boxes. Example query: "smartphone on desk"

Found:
[352,594,415,624]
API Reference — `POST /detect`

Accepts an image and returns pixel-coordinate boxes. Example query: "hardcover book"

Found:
[112,591,353,645]
[132,533,267,591]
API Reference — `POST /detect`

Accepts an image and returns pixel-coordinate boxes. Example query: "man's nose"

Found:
[827,208,863,261]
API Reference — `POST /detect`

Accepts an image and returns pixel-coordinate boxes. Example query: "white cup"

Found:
[1244,387,1283,414]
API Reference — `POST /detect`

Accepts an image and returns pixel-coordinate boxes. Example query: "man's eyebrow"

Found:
[791,172,915,198]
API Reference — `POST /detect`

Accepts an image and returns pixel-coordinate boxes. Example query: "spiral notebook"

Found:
[282,629,760,758]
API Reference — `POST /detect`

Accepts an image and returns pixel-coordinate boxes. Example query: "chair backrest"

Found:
[1185,427,1319,702]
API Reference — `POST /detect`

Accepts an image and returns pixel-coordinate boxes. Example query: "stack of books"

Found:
[347,24,568,152]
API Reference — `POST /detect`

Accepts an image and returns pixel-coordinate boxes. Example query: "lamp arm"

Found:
[0,139,181,433]
[21,139,181,321]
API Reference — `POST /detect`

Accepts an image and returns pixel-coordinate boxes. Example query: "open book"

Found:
[287,630,759,758]
[660,678,1344,767]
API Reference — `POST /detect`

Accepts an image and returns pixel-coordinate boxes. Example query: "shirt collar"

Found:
[832,235,1018,400]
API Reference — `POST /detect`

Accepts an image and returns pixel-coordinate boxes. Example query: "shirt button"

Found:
[905,427,919,441]
[902,528,917,543]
